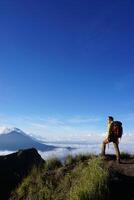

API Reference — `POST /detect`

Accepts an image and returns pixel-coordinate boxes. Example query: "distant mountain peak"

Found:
[10,127,24,133]
[0,126,56,151]
[0,127,25,135]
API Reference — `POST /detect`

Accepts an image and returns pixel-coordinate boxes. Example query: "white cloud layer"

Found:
[0,113,134,159]
[0,132,133,161]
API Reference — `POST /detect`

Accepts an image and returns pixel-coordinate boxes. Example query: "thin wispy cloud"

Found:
[0,126,9,134]
[0,114,104,140]
[67,116,101,124]
[26,115,104,141]
[29,121,100,141]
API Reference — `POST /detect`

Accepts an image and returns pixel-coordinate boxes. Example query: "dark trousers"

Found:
[101,138,120,160]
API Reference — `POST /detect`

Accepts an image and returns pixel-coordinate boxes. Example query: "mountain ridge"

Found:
[0,127,56,151]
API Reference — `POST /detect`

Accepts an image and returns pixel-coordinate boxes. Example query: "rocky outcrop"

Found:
[0,148,44,200]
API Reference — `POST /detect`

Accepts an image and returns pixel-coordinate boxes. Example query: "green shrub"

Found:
[64,153,94,166]
[75,153,95,163]
[64,155,76,165]
[45,157,62,171]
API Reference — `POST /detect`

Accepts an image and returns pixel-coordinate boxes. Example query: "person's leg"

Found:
[101,139,109,156]
[113,142,120,162]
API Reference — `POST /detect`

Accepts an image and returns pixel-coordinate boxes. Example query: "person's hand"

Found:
[104,138,109,144]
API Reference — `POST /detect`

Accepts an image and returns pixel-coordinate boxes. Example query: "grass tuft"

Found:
[64,153,95,166]
[70,157,109,200]
[45,157,63,171]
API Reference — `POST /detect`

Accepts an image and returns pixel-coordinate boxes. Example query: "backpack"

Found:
[111,121,123,139]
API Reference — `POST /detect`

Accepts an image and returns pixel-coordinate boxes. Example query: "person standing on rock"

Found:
[101,116,123,163]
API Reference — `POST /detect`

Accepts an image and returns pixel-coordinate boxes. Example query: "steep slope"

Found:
[9,154,134,200]
[0,148,44,200]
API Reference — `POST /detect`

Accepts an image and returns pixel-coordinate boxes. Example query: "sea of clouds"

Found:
[0,133,134,161]
[0,115,134,160]
[38,134,134,160]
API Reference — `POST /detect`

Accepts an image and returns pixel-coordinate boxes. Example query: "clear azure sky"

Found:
[0,0,134,139]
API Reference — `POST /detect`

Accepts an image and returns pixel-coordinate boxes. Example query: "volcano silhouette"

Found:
[0,128,56,151]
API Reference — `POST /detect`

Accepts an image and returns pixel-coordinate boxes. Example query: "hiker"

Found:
[101,116,123,163]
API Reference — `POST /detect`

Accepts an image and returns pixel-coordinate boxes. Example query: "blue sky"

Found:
[0,0,134,139]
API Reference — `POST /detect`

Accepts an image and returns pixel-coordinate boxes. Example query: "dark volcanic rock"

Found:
[0,148,44,200]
